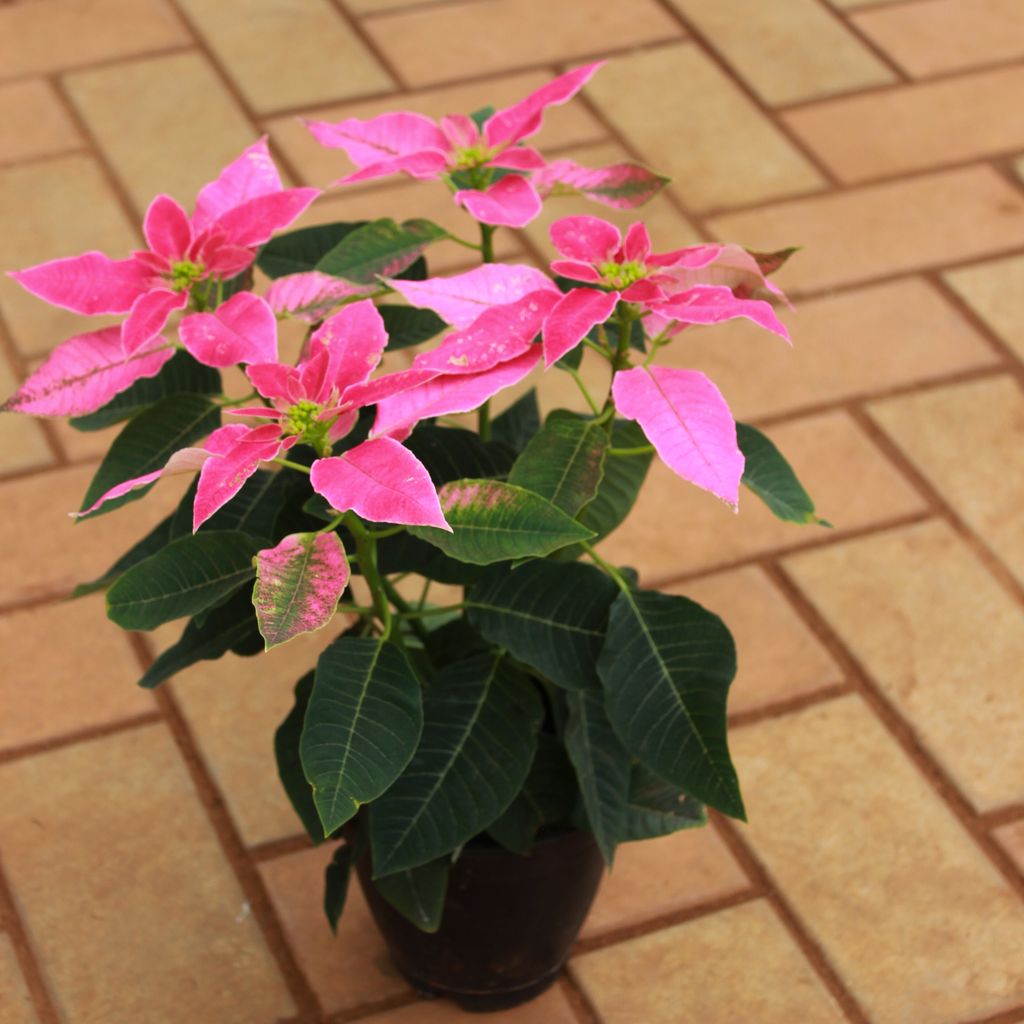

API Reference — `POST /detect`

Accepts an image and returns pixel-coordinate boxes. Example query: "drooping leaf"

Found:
[106,531,261,631]
[369,654,542,875]
[378,305,446,350]
[404,426,515,485]
[78,393,220,519]
[621,764,706,842]
[736,422,829,526]
[373,857,450,934]
[274,671,324,845]
[535,159,669,209]
[316,218,448,284]
[409,479,593,565]
[598,588,744,819]
[72,513,174,598]
[300,636,423,836]
[578,419,652,541]
[324,843,354,934]
[490,389,540,454]
[257,221,366,279]
[467,560,617,690]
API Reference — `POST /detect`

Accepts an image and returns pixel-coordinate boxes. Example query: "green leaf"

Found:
[373,857,450,933]
[469,105,495,131]
[376,532,483,585]
[301,636,423,836]
[69,351,221,432]
[621,764,706,842]
[491,389,540,454]
[564,687,630,865]
[78,393,220,519]
[737,422,829,526]
[106,531,261,631]
[199,467,300,539]
[257,221,366,278]
[274,671,325,845]
[598,588,744,820]
[467,560,617,690]
[324,843,354,934]
[508,415,609,517]
[72,514,174,598]
[378,305,446,350]
[138,586,263,688]
[369,654,542,875]
[409,479,594,566]
[405,426,515,485]
[578,419,652,540]
[747,246,799,277]
[316,218,448,284]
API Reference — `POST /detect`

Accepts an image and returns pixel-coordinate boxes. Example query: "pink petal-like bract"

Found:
[339,366,440,410]
[534,159,668,209]
[143,195,193,261]
[542,287,619,367]
[484,62,603,148]
[373,348,541,439]
[653,284,790,343]
[549,215,621,263]
[386,263,557,330]
[661,243,788,302]
[265,271,371,322]
[487,146,546,171]
[192,138,286,231]
[122,288,188,354]
[612,365,744,508]
[179,292,279,368]
[622,222,652,263]
[211,188,319,249]
[455,175,542,228]
[9,252,151,316]
[310,437,450,531]
[247,362,302,403]
[1,327,173,417]
[253,531,350,649]
[312,300,389,396]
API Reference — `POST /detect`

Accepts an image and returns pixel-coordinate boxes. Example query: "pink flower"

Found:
[9,139,318,354]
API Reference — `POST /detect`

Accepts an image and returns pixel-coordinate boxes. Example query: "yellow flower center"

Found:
[284,399,332,455]
[453,143,492,170]
[169,259,205,292]
[598,259,647,290]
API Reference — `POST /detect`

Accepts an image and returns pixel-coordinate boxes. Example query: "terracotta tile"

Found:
[0,595,153,752]
[0,352,53,477]
[581,827,749,939]
[869,376,1024,588]
[362,0,682,86]
[657,278,998,422]
[733,695,1024,1023]
[586,43,824,214]
[852,0,1024,77]
[352,0,443,10]
[786,67,1024,183]
[362,987,579,1023]
[0,0,188,79]
[0,936,36,1024]
[64,52,258,214]
[264,69,607,188]
[573,900,846,1024]
[667,0,893,105]
[600,410,926,583]
[170,629,336,847]
[260,844,408,1013]
[994,820,1024,873]
[178,0,392,115]
[0,463,188,606]
[0,724,296,1022]
[0,155,138,359]
[709,167,1024,295]
[945,253,1024,361]
[45,416,119,463]
[671,566,841,715]
[0,80,81,164]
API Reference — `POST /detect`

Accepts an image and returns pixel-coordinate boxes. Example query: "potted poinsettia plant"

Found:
[2,63,825,1012]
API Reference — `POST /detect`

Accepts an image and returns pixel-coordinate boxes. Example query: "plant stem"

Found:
[381,578,430,644]
[476,220,497,439]
[580,540,632,594]
[607,444,655,457]
[397,602,467,619]
[274,458,311,475]
[478,399,491,441]
[344,513,393,640]
[564,366,600,415]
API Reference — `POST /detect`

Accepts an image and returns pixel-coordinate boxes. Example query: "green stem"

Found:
[217,391,259,409]
[607,444,655,457]
[479,223,496,263]
[415,577,432,610]
[336,602,377,617]
[274,458,311,475]
[447,233,483,251]
[397,602,467,619]
[478,399,491,442]
[580,540,632,595]
[381,578,430,644]
[344,513,393,640]
[564,366,600,415]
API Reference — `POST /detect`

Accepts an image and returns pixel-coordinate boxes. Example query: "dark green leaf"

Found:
[300,636,423,836]
[198,468,299,539]
[405,426,515,485]
[737,422,829,526]
[78,394,220,519]
[72,513,173,598]
[378,305,446,350]
[469,105,495,131]
[369,654,542,875]
[598,588,744,819]
[747,246,799,277]
[376,530,483,585]
[217,266,254,306]
[373,857,450,933]
[621,764,706,842]
[316,218,448,284]
[467,560,617,690]
[324,843,354,934]
[257,222,366,279]
[491,389,540,454]
[422,618,490,669]
[275,671,326,845]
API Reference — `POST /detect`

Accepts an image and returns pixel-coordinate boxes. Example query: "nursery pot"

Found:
[357,828,605,1013]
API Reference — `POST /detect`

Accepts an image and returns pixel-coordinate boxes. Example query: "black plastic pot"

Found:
[357,829,605,1013]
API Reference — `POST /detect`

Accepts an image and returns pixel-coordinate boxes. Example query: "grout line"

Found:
[0,143,89,172]
[811,0,911,83]
[0,44,197,87]
[357,0,489,19]
[960,1006,1024,1024]
[329,0,410,91]
[0,711,163,767]
[325,991,421,1023]
[728,682,856,730]
[249,834,315,863]
[980,805,1024,831]
[559,971,603,1024]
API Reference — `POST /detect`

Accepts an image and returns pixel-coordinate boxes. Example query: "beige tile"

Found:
[178,0,392,115]
[853,0,1024,77]
[64,52,258,214]
[260,844,408,1013]
[0,79,81,164]
[709,167,1024,295]
[667,0,893,105]
[587,43,824,214]
[352,0,441,11]
[0,724,295,1022]
[733,695,1024,1023]
[600,410,925,583]
[0,155,138,359]
[657,278,998,422]
[945,253,1024,362]
[574,899,845,1024]
[0,352,53,476]
[170,629,334,847]
[0,0,187,79]
[0,462,188,606]
[45,416,120,463]
[786,67,1024,183]
[786,520,1024,812]
[0,936,36,1024]
[582,827,749,939]
[265,69,607,188]
[994,820,1024,873]
[363,0,682,86]
[869,376,1024,588]
[0,596,153,752]
[672,566,841,715]
[363,987,579,1023]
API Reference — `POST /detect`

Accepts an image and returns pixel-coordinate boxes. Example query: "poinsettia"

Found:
[9,139,318,354]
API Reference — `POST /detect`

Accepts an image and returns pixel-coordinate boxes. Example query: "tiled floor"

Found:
[0,1,1022,1022]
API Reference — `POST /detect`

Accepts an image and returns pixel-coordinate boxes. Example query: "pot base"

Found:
[398,962,562,1013]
